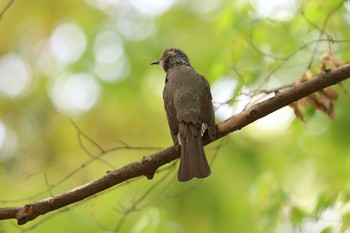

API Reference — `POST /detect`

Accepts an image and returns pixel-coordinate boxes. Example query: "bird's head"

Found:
[150,48,190,72]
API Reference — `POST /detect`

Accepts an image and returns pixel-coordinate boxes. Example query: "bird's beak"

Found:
[150,60,160,65]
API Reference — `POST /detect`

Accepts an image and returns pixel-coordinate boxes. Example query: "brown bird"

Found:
[151,48,216,182]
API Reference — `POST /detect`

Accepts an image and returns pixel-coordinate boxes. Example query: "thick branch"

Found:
[214,64,350,140]
[1,63,350,225]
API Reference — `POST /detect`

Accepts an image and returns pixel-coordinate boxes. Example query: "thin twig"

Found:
[114,164,175,232]
[69,119,105,153]
[0,0,14,20]
[0,145,160,204]
[43,173,54,197]
[306,1,344,69]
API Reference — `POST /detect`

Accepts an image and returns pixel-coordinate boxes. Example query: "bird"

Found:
[151,48,216,182]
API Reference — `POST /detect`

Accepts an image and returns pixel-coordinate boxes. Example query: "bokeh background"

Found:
[1,0,350,232]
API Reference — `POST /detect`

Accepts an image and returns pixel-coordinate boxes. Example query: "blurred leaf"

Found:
[291,207,308,226]
[313,193,337,217]
[321,227,332,233]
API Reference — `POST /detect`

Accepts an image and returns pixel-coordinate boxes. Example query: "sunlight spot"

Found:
[343,1,350,24]
[94,31,123,63]
[211,76,238,120]
[0,121,17,161]
[212,76,295,136]
[0,53,31,98]
[0,122,6,151]
[298,207,342,232]
[93,30,130,82]
[188,0,222,16]
[345,0,350,12]
[36,39,65,77]
[116,11,155,41]
[247,106,295,137]
[49,73,101,116]
[85,0,120,12]
[85,1,159,41]
[129,0,175,16]
[93,59,129,83]
[251,0,297,20]
[49,22,87,65]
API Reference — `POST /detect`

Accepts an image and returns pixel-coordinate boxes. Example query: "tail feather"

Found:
[178,123,211,182]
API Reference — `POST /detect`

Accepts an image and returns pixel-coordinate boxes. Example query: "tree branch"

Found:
[1,63,350,225]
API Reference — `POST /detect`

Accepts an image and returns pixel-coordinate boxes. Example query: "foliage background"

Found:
[1,0,350,232]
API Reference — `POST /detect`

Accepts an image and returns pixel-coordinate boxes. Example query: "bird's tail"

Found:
[178,122,211,182]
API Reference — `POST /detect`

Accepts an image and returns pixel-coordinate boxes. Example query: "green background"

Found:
[1,0,350,232]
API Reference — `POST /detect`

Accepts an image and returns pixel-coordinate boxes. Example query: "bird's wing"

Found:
[198,74,216,140]
[163,76,179,146]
